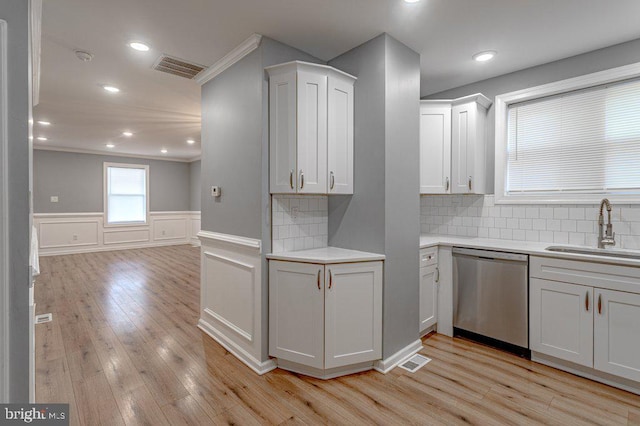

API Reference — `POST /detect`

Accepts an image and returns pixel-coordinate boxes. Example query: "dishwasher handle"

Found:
[452,247,528,263]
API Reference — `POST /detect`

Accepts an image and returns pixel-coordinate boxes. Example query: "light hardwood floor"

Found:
[35,245,640,425]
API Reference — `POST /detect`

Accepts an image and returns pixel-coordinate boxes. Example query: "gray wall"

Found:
[328,34,421,359]
[200,36,322,360]
[33,150,192,213]
[189,160,201,211]
[2,0,31,402]
[424,37,640,151]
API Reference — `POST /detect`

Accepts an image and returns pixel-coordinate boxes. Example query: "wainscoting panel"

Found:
[34,211,201,256]
[198,231,275,375]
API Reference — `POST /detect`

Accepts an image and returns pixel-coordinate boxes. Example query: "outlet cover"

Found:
[50,196,59,203]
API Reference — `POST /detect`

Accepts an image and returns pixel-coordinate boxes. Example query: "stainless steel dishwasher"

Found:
[452,247,529,355]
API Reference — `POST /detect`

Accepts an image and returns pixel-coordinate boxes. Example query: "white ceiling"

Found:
[34,0,640,160]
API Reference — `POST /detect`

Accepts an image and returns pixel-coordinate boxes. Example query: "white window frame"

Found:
[495,61,640,205]
[103,162,150,227]
[0,19,8,403]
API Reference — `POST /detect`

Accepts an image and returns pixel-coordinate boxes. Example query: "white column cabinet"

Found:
[420,94,492,195]
[269,259,382,376]
[530,278,594,367]
[267,61,356,195]
[594,289,640,382]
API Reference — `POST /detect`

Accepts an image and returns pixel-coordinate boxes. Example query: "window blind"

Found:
[107,166,147,223]
[507,78,640,196]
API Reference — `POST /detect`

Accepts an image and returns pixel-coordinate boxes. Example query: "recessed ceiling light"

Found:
[102,85,120,93]
[128,41,150,52]
[161,149,168,154]
[404,0,421,3]
[186,139,195,145]
[106,143,115,148]
[473,51,497,62]
[37,137,47,141]
[38,120,51,126]
[122,131,133,137]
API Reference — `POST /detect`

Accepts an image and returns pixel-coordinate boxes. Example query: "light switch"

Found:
[211,186,221,197]
[50,196,59,203]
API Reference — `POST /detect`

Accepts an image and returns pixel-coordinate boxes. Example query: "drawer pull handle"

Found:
[329,270,333,289]
[435,267,440,283]
[317,270,321,290]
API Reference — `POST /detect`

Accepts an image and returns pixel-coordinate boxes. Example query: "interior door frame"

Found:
[0,18,9,402]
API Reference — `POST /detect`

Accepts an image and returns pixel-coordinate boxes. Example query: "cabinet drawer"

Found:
[530,256,640,294]
[420,247,438,266]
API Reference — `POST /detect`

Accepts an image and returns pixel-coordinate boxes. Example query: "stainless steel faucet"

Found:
[598,198,616,249]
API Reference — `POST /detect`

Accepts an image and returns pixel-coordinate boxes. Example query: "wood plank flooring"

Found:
[35,245,640,425]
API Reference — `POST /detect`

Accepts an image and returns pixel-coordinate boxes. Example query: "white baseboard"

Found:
[276,359,373,379]
[373,339,423,374]
[198,319,276,375]
[39,240,195,256]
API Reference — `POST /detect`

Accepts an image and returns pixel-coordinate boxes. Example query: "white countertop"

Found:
[420,234,640,267]
[267,247,385,264]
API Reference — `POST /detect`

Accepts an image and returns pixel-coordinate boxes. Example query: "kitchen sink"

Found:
[545,246,640,260]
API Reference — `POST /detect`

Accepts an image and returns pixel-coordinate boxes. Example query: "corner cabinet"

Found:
[269,260,382,378]
[530,256,640,389]
[267,61,356,195]
[420,94,492,195]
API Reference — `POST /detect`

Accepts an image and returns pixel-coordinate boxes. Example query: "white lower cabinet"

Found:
[269,260,382,376]
[594,289,640,382]
[419,247,438,334]
[530,256,640,388]
[530,278,593,367]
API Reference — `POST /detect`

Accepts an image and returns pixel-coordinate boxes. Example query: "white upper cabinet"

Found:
[420,103,451,194]
[420,94,492,195]
[267,61,356,195]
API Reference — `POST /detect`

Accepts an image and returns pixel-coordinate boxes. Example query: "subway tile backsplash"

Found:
[272,195,328,253]
[421,195,640,250]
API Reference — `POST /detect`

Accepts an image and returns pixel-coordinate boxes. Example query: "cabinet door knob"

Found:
[445,177,450,191]
[328,270,333,289]
[317,270,321,290]
[585,291,589,312]
[598,293,602,315]
[468,176,472,191]
[289,170,294,190]
[300,170,304,190]
[330,171,335,190]
[435,267,440,283]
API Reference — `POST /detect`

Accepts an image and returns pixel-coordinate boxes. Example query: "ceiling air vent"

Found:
[152,54,206,80]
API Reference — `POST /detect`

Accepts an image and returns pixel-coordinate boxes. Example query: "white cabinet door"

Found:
[327,75,354,194]
[269,71,297,193]
[420,105,451,194]
[419,264,438,333]
[594,289,640,381]
[296,70,327,194]
[269,261,324,369]
[324,261,382,369]
[530,278,593,367]
[451,102,476,194]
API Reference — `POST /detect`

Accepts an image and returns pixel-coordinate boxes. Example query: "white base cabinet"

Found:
[419,247,438,335]
[530,256,640,390]
[269,260,382,378]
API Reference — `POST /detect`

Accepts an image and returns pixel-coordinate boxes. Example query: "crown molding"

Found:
[194,33,263,86]
[33,145,196,163]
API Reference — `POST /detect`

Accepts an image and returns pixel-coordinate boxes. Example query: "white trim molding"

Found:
[194,33,263,86]
[373,339,423,374]
[34,145,194,163]
[495,61,640,205]
[103,162,150,227]
[197,230,261,252]
[0,18,8,403]
[199,231,268,375]
[34,211,200,256]
[29,0,42,107]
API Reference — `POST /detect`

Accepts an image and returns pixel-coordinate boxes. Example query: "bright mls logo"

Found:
[1,404,68,425]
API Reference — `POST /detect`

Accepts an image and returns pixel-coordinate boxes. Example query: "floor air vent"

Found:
[35,313,53,325]
[152,54,206,79]
[398,354,432,373]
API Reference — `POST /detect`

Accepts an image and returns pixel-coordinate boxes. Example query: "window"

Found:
[495,62,640,204]
[104,163,149,225]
